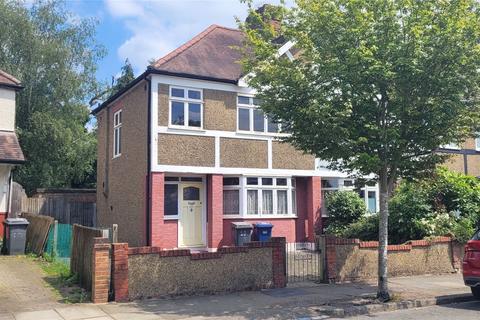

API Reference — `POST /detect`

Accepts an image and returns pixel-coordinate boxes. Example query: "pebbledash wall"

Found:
[87,237,287,303]
[325,236,463,283]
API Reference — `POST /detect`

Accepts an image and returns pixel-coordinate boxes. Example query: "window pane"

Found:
[183,187,200,201]
[171,101,184,125]
[277,190,288,214]
[292,190,297,214]
[117,127,122,154]
[253,109,265,132]
[238,96,250,105]
[223,190,239,215]
[165,177,179,181]
[262,190,273,214]
[114,128,118,155]
[181,177,202,182]
[238,108,250,131]
[118,111,122,124]
[368,191,377,213]
[247,190,258,214]
[322,178,339,189]
[292,178,296,188]
[223,177,239,186]
[343,179,354,187]
[188,90,201,100]
[164,184,178,216]
[247,177,258,185]
[252,97,262,105]
[276,178,287,186]
[171,88,184,98]
[188,103,201,127]
[476,138,480,150]
[262,178,273,185]
[267,117,278,133]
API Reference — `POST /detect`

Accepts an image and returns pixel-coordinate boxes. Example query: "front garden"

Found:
[325,168,480,244]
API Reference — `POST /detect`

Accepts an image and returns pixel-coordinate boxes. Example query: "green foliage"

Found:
[0,0,105,193]
[341,214,379,241]
[111,59,135,94]
[325,191,367,234]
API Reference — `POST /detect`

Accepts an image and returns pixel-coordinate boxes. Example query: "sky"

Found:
[64,0,278,84]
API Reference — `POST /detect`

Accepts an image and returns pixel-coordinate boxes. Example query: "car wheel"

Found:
[471,286,480,299]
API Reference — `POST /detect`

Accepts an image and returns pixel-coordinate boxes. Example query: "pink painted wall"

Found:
[222,218,297,246]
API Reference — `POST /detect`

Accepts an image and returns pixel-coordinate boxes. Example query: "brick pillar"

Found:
[325,237,337,283]
[207,174,223,248]
[271,237,287,288]
[92,238,111,303]
[112,243,129,302]
[150,172,165,247]
[306,176,322,242]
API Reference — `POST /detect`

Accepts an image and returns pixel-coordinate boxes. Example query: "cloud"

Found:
[104,0,270,73]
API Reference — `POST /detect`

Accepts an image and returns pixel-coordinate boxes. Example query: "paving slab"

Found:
[14,309,63,320]
[55,305,108,320]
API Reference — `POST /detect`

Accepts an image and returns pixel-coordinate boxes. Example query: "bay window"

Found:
[223,176,296,217]
[169,86,203,129]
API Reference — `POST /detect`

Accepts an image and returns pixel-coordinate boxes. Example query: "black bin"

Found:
[232,222,253,246]
[3,218,29,255]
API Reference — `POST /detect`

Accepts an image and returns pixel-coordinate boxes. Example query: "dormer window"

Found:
[169,86,203,129]
[237,96,279,134]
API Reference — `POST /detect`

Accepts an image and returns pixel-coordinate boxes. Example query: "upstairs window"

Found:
[237,96,279,134]
[113,110,122,158]
[169,86,203,129]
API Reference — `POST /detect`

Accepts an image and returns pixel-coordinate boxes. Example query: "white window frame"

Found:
[236,95,280,135]
[164,181,180,220]
[441,142,460,150]
[475,134,480,151]
[223,176,296,218]
[169,85,203,130]
[113,110,122,158]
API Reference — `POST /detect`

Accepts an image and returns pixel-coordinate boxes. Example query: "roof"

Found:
[0,131,25,164]
[151,24,246,83]
[0,69,22,90]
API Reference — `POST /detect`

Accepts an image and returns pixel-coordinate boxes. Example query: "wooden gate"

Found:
[286,238,325,283]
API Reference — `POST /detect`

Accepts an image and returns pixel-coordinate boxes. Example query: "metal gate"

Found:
[286,240,325,283]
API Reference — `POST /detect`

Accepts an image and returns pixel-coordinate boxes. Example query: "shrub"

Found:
[324,191,367,234]
[340,214,379,241]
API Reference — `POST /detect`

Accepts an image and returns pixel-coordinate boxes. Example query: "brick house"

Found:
[92,25,380,249]
[0,70,25,236]
[439,139,480,177]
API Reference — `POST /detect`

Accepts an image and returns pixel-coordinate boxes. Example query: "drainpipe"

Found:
[146,76,152,246]
[7,167,13,217]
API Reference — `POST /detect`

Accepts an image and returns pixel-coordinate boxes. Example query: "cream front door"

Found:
[179,183,204,247]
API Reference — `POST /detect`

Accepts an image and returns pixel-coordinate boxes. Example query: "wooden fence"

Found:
[71,224,108,291]
[20,197,96,227]
[22,213,54,255]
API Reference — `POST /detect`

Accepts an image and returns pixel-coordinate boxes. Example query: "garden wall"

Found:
[325,236,463,282]
[110,237,287,301]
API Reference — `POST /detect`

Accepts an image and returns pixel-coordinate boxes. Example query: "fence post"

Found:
[52,220,58,258]
[112,243,129,302]
[271,237,287,288]
[112,224,118,243]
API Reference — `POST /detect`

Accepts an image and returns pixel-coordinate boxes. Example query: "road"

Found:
[339,301,480,320]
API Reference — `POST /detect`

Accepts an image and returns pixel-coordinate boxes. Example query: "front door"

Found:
[179,182,204,247]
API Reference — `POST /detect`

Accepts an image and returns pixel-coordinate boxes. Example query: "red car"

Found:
[463,229,480,298]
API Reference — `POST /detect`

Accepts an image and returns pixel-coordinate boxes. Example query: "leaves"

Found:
[0,0,105,193]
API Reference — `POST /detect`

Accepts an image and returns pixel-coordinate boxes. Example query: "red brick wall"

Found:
[92,238,111,304]
[112,243,129,301]
[207,174,224,247]
[150,172,178,247]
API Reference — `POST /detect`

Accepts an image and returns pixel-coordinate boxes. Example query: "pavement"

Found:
[339,300,480,320]
[0,255,474,319]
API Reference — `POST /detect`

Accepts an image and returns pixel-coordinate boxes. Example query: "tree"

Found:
[0,0,105,193]
[241,0,480,300]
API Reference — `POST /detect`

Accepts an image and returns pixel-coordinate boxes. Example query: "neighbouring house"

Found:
[92,24,381,249]
[439,139,480,177]
[0,70,25,236]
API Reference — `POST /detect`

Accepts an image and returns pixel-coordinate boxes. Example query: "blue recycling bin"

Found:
[254,222,273,242]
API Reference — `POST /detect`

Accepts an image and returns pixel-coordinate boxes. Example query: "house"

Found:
[439,139,480,177]
[92,25,381,249]
[0,69,25,236]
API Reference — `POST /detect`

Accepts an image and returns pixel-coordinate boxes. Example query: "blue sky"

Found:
[64,0,272,84]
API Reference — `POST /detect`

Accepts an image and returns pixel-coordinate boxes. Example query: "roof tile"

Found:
[0,132,25,163]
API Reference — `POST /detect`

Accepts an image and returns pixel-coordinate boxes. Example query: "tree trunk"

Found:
[377,169,390,301]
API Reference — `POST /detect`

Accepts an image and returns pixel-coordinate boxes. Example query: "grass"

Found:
[27,253,90,303]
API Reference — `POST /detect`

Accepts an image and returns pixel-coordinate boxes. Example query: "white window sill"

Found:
[112,154,121,160]
[235,131,290,138]
[223,215,297,219]
[167,126,205,133]
[164,216,179,220]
